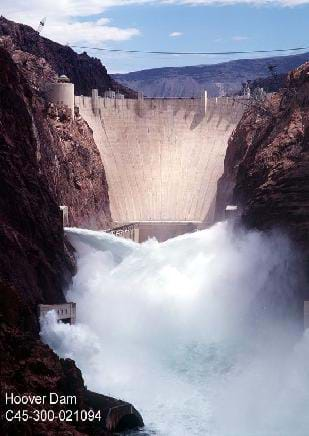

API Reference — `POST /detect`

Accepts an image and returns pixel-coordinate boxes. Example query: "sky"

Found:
[1,0,309,73]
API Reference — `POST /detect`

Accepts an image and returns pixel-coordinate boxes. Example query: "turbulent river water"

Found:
[41,222,309,436]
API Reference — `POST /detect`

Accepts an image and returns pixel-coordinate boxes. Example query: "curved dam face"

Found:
[76,94,246,226]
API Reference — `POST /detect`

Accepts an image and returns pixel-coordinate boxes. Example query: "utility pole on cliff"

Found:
[37,17,46,34]
[267,64,278,79]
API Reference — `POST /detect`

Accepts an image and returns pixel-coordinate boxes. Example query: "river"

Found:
[41,222,309,436]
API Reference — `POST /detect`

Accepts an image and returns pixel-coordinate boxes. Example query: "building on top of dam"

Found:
[45,75,75,117]
[47,83,247,240]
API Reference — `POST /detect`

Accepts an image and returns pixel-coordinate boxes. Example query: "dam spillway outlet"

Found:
[76,94,246,226]
[136,221,201,242]
[107,222,201,243]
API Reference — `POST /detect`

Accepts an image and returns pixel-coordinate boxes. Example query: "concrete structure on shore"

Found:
[38,302,76,325]
[60,205,69,227]
[106,222,199,243]
[75,92,246,229]
[46,75,75,117]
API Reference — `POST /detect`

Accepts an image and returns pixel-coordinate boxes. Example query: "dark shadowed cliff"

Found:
[215,62,309,249]
[7,40,112,229]
[0,16,137,98]
[0,46,71,331]
[0,41,142,436]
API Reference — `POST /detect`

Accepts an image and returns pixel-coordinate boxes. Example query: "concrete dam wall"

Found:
[75,94,246,225]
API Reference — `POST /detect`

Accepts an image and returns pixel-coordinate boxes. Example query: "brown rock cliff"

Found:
[0,46,71,331]
[4,39,112,229]
[0,42,142,435]
[215,62,309,247]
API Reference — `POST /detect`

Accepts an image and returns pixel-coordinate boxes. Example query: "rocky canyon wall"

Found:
[0,46,72,331]
[5,40,113,230]
[0,40,141,435]
[215,62,309,248]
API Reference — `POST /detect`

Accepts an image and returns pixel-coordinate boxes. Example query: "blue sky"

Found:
[2,1,309,73]
[100,3,309,72]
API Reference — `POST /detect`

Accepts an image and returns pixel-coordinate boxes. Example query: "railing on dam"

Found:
[106,223,139,242]
[75,93,249,115]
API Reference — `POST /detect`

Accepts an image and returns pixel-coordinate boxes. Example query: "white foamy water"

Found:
[41,222,309,436]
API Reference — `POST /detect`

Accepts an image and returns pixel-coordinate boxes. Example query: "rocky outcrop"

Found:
[3,38,112,230]
[249,73,287,94]
[0,46,72,332]
[215,62,309,248]
[0,16,137,98]
[0,317,143,435]
[43,104,112,228]
[0,43,142,435]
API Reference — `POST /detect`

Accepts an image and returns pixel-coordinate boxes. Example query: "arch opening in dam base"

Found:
[76,91,247,241]
[47,81,247,241]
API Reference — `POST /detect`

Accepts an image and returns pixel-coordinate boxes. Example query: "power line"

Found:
[70,44,309,56]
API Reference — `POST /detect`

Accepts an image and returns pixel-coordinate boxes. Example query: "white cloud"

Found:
[232,35,249,41]
[169,31,183,37]
[0,0,307,46]
[43,19,140,45]
[168,0,309,4]
[1,0,141,45]
[1,0,308,22]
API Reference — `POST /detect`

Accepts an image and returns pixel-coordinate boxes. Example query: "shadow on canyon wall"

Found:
[215,61,309,300]
[0,36,142,435]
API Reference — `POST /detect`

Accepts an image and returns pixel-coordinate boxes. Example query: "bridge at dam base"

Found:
[108,221,202,243]
[75,92,247,231]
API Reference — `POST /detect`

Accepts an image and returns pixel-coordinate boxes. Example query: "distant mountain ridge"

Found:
[113,52,309,98]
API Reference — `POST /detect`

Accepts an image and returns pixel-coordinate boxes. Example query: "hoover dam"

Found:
[74,92,246,233]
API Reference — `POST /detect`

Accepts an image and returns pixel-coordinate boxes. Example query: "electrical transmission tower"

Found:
[37,17,46,34]
[267,64,278,78]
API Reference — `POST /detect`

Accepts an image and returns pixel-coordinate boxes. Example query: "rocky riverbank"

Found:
[215,62,309,300]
